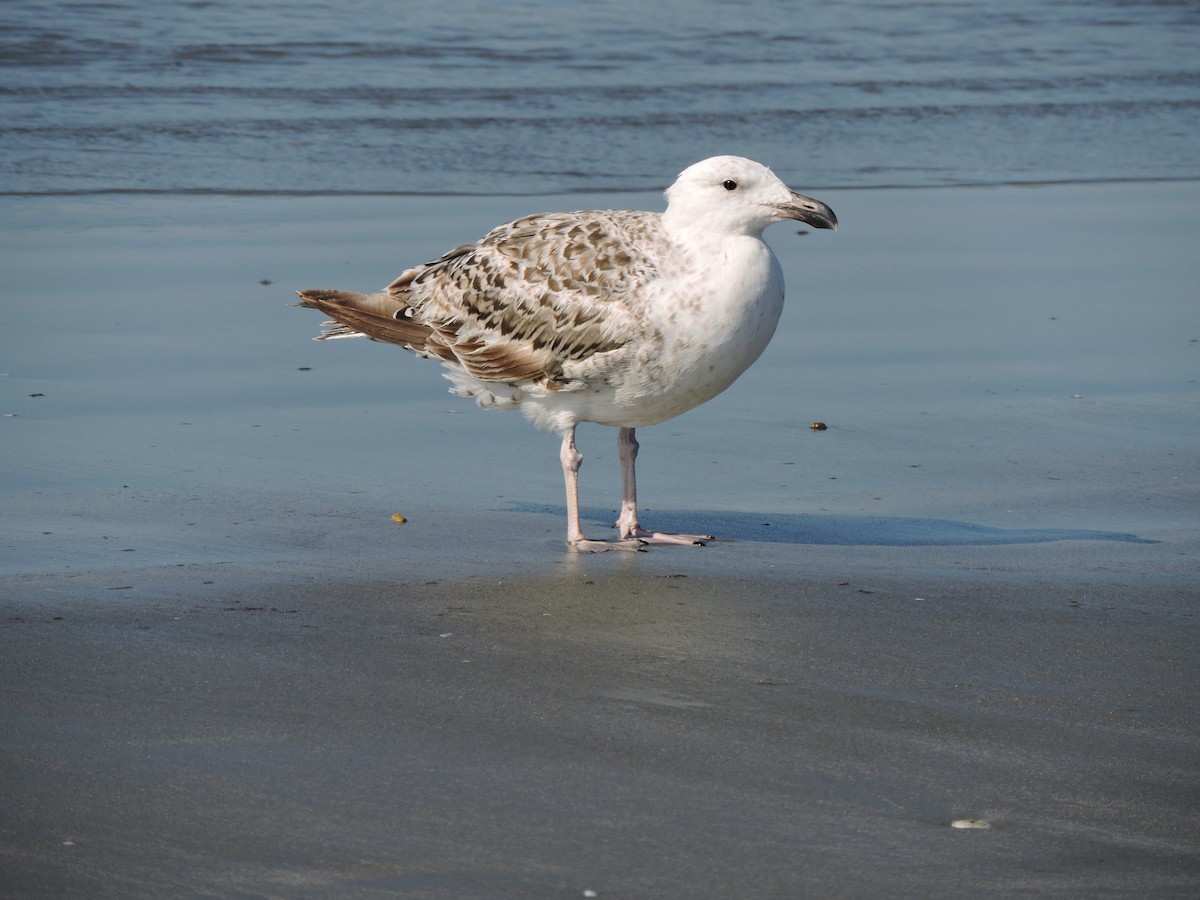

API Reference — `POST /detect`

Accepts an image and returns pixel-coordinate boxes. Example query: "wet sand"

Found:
[2,183,1198,896]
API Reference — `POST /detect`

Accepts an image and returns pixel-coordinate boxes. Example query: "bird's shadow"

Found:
[505,504,1157,547]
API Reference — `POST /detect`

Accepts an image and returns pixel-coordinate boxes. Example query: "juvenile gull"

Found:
[297,156,837,550]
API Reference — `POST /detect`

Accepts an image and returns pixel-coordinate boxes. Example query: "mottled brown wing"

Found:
[387,210,662,386]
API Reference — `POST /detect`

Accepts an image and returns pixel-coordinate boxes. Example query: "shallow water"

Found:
[2,0,1198,194]
[2,183,1196,579]
[1,2,1197,575]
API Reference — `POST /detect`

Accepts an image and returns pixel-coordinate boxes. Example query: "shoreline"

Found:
[3,173,1198,200]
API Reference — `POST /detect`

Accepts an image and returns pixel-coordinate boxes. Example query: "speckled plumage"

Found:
[298,156,837,549]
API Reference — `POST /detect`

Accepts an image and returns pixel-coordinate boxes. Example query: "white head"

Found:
[662,155,837,237]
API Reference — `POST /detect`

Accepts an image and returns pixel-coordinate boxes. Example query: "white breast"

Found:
[524,235,784,430]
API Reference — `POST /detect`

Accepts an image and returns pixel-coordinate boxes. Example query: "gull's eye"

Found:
[722,179,738,191]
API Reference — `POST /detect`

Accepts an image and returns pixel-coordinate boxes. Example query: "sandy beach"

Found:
[2,182,1198,897]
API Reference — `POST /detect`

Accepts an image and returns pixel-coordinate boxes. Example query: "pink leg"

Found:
[616,426,641,538]
[561,427,643,552]
[615,427,713,546]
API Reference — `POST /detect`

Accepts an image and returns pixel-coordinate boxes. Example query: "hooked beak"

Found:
[775,191,838,230]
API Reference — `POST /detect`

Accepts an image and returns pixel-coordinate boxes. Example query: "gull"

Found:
[297,156,837,550]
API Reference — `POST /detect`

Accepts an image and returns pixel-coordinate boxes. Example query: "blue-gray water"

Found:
[2,0,1197,195]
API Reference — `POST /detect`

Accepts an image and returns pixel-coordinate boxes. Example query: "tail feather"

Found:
[296,288,434,349]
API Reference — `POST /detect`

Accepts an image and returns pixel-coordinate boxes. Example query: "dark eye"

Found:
[722,179,738,191]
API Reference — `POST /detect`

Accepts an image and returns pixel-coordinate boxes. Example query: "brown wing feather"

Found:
[295,288,439,351]
[388,210,661,384]
[301,209,665,388]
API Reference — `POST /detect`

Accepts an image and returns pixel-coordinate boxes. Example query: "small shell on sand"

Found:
[950,818,991,830]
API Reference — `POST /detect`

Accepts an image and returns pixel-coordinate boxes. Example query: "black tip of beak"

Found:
[806,206,838,231]
[783,193,838,231]
[801,200,837,231]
